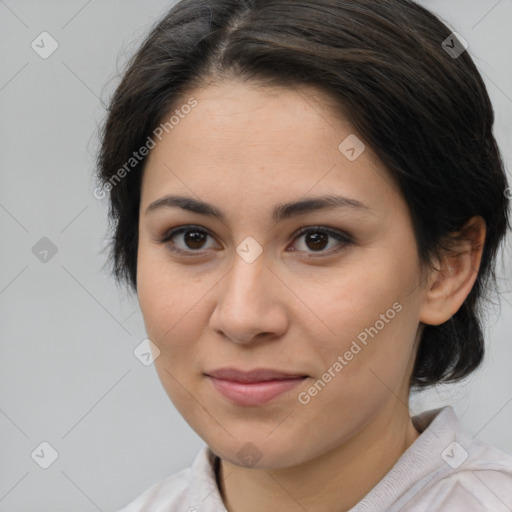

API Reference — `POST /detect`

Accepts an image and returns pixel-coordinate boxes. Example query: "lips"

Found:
[205,367,308,406]
[206,367,308,382]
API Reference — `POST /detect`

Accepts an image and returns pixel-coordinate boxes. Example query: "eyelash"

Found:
[159,225,353,258]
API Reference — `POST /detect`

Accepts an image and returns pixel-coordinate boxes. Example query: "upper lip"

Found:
[206,368,308,383]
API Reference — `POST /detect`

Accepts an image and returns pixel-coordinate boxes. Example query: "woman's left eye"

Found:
[159,225,352,257]
[289,226,352,257]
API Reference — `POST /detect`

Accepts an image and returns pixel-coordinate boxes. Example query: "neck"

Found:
[217,404,421,512]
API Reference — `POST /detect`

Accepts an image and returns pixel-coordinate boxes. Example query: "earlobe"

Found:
[419,216,486,326]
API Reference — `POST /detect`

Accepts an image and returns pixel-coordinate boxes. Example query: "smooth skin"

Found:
[136,80,486,512]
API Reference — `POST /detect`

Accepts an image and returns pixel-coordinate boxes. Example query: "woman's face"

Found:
[137,80,428,468]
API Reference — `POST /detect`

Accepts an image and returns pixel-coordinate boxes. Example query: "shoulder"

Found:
[416,461,512,511]
[117,466,192,512]
[352,407,512,512]
[407,429,512,511]
[116,445,222,512]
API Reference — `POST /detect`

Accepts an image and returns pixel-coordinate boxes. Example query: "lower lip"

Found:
[208,376,307,406]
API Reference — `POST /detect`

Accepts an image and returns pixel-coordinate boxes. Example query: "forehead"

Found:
[140,81,398,212]
[153,80,352,155]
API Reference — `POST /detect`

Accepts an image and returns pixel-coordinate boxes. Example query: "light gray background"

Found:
[0,1,511,510]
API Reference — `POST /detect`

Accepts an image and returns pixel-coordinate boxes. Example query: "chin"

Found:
[207,433,313,470]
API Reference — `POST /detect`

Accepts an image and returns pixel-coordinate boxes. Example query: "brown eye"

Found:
[304,231,329,251]
[160,226,217,255]
[289,227,352,256]
[182,229,208,249]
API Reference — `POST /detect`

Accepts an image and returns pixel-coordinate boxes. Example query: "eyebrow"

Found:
[145,194,371,222]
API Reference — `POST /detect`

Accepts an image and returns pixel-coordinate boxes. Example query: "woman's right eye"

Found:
[160,226,218,256]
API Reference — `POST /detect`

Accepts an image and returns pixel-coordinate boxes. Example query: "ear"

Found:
[419,216,486,326]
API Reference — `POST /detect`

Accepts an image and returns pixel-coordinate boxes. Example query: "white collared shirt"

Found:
[118,406,512,511]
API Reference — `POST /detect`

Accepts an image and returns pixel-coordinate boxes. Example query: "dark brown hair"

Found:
[95,0,510,389]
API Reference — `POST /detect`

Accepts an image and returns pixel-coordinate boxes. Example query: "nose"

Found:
[209,250,289,345]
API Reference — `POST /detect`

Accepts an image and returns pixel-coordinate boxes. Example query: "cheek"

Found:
[297,297,417,439]
[137,260,206,410]
[301,271,400,345]
[136,251,215,396]
[137,245,196,336]
[304,253,421,384]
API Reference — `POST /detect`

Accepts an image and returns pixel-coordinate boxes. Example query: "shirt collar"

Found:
[187,444,227,511]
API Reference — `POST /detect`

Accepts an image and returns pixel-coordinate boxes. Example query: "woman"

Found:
[95,0,512,510]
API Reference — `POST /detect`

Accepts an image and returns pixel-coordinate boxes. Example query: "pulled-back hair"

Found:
[95,0,510,389]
